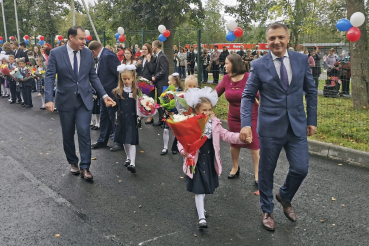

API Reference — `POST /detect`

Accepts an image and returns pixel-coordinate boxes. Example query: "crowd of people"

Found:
[0,23,319,232]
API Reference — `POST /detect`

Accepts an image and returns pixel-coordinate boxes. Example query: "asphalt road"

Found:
[0,93,368,246]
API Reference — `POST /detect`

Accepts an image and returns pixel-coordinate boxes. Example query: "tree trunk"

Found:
[346,0,369,108]
[163,17,175,74]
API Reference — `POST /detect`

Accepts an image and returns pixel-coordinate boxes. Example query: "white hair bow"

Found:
[184,86,218,108]
[172,72,180,77]
[117,64,136,73]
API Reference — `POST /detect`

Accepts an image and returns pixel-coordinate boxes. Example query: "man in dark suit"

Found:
[44,26,115,180]
[19,42,29,63]
[88,41,123,152]
[151,40,169,126]
[240,22,317,231]
[13,42,21,59]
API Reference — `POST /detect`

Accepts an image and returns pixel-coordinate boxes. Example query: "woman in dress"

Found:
[215,54,260,188]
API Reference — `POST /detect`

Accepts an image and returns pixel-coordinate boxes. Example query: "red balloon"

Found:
[40,36,45,41]
[233,27,244,38]
[86,35,92,41]
[24,35,29,40]
[163,30,171,38]
[10,36,15,40]
[58,35,63,40]
[119,34,125,42]
[0,36,3,40]
[347,27,361,42]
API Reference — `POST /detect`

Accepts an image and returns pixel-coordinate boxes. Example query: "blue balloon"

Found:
[336,19,352,32]
[39,40,44,45]
[158,34,167,42]
[85,39,89,43]
[226,31,236,42]
[25,40,29,44]
[115,33,120,39]
[0,40,3,44]
[57,40,60,44]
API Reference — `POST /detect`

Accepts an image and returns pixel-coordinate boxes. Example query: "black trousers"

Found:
[9,81,17,102]
[212,63,219,83]
[341,78,350,95]
[23,86,32,106]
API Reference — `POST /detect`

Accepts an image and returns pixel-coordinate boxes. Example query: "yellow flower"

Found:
[161,93,166,97]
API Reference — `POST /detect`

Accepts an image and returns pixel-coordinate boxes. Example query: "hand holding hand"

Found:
[239,127,252,144]
[104,96,116,107]
[307,125,317,136]
[45,102,54,112]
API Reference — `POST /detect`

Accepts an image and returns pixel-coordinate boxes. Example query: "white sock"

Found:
[124,144,130,161]
[91,114,96,125]
[195,194,206,221]
[6,88,10,96]
[95,114,100,127]
[20,91,24,102]
[163,129,169,150]
[41,94,45,107]
[129,145,136,167]
[1,84,4,95]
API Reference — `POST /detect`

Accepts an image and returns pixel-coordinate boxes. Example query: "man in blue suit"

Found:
[45,26,115,180]
[240,23,317,231]
[88,41,123,152]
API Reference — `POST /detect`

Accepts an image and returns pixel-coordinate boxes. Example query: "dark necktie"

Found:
[73,50,78,80]
[277,56,289,90]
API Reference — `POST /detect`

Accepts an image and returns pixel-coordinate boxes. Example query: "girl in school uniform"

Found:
[112,64,139,174]
[178,87,247,229]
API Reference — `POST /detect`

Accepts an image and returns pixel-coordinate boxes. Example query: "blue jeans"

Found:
[202,64,208,82]
[179,66,186,79]
[174,61,178,73]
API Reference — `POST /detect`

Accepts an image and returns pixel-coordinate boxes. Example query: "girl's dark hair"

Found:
[169,75,184,91]
[143,43,153,56]
[33,45,42,57]
[44,47,51,56]
[113,70,138,100]
[226,54,247,78]
[304,49,311,57]
[122,48,134,64]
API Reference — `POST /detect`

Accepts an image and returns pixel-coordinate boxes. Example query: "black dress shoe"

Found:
[145,118,154,124]
[172,150,178,155]
[153,120,163,126]
[21,104,26,107]
[161,148,168,155]
[228,166,240,179]
[91,142,107,149]
[124,159,131,167]
[127,165,136,173]
[40,107,46,110]
[25,105,31,108]
[10,101,15,104]
[110,145,124,152]
[92,126,100,130]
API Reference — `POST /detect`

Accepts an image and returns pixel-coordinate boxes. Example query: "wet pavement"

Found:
[0,93,368,246]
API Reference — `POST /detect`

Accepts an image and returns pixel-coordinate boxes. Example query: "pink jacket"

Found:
[177,116,244,179]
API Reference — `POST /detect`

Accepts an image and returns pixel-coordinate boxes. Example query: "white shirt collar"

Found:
[97,47,104,59]
[271,50,289,61]
[66,42,79,54]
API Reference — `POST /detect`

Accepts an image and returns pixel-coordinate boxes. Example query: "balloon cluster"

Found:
[336,12,365,42]
[0,36,3,44]
[37,35,45,45]
[226,20,244,42]
[9,36,15,41]
[55,35,64,44]
[84,30,92,43]
[158,25,170,42]
[23,35,30,44]
[115,27,125,43]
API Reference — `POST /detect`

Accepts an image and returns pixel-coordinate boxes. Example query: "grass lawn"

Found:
[202,82,369,152]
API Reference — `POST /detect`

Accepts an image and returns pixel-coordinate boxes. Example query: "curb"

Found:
[219,119,369,168]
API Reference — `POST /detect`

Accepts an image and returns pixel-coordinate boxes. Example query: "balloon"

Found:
[86,35,92,41]
[158,25,166,33]
[57,40,60,44]
[350,12,365,27]
[336,19,352,32]
[25,40,29,44]
[226,31,236,42]
[346,27,361,42]
[163,30,170,38]
[115,33,120,39]
[227,20,238,31]
[233,27,243,37]
[40,36,44,41]
[39,40,44,45]
[24,35,29,40]
[85,30,90,36]
[118,27,124,35]
[85,39,88,43]
[58,35,63,40]
[10,36,15,40]
[158,34,166,42]
[0,40,3,44]
[118,34,125,42]
[0,36,3,40]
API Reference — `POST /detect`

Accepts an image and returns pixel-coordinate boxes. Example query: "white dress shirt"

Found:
[96,47,104,72]
[271,51,292,85]
[66,43,81,74]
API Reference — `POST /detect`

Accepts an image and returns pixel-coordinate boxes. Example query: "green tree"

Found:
[201,0,226,44]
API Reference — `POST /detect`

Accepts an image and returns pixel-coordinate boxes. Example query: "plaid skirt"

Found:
[37,79,44,93]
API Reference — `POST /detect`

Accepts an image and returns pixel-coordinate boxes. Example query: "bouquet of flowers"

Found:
[137,93,160,117]
[0,65,10,75]
[28,56,36,66]
[10,68,23,79]
[137,77,155,95]
[159,84,177,112]
[165,113,209,174]
[33,68,45,80]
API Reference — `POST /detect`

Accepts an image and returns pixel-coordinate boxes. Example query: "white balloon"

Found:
[227,20,238,31]
[158,25,166,33]
[350,12,365,27]
[117,27,124,35]
[85,30,90,36]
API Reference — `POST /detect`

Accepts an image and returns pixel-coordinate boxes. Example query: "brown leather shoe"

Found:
[70,164,80,175]
[262,213,275,231]
[276,192,297,222]
[80,169,94,180]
